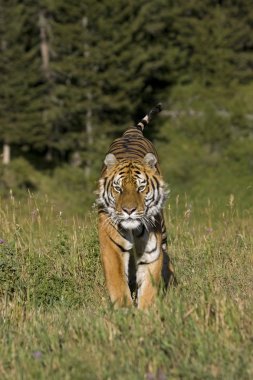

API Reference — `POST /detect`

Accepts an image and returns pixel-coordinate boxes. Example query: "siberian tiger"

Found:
[97,104,175,309]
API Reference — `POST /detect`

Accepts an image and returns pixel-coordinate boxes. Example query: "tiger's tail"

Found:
[137,103,162,132]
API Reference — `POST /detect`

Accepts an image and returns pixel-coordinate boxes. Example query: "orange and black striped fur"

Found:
[97,104,175,309]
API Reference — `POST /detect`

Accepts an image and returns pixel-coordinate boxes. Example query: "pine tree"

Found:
[0,0,252,177]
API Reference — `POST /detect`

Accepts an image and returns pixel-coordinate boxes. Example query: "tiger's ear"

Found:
[104,153,118,169]
[143,153,157,169]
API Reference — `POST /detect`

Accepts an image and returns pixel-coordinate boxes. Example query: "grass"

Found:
[0,192,252,379]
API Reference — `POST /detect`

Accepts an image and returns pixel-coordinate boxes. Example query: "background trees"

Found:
[0,0,252,213]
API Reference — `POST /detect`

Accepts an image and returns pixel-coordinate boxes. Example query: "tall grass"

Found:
[0,193,252,379]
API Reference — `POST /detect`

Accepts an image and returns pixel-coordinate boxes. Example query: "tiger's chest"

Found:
[121,226,160,265]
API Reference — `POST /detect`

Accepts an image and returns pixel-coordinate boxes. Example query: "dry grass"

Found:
[0,193,252,379]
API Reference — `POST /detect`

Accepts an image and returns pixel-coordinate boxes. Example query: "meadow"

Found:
[0,191,252,380]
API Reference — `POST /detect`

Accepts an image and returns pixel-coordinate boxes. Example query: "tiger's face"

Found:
[98,153,168,230]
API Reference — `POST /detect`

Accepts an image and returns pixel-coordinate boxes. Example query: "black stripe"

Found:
[123,128,143,136]
[153,190,162,209]
[138,256,160,266]
[105,180,111,194]
[140,119,148,126]
[109,136,154,150]
[109,150,143,159]
[136,225,145,237]
[137,119,148,129]
[145,243,157,254]
[117,162,131,169]
[124,140,149,149]
[150,178,156,192]
[102,191,110,208]
[108,235,129,253]
[109,221,126,240]
[123,148,146,157]
[153,176,160,188]
[99,211,127,241]
[121,145,147,153]
[110,144,148,156]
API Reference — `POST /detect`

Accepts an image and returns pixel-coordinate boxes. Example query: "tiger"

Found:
[97,104,175,309]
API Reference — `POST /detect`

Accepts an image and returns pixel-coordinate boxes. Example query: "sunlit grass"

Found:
[0,193,252,379]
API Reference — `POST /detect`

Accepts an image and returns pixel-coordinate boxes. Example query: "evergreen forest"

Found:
[1,2,253,378]
[0,0,253,213]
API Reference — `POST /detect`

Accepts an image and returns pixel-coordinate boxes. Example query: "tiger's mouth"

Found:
[120,218,142,230]
[116,209,141,229]
[116,207,143,230]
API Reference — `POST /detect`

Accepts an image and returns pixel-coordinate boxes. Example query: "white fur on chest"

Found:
[121,228,160,285]
[136,232,159,264]
[121,229,159,262]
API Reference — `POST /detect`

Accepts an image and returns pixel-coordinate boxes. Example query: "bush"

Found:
[0,241,23,298]
[0,158,41,197]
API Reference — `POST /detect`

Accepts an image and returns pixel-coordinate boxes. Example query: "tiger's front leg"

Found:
[98,211,133,308]
[136,256,163,309]
[134,229,163,309]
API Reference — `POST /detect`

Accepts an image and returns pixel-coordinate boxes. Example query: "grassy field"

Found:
[0,192,252,380]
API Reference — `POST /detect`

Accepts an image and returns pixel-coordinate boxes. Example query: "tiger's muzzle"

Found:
[116,182,144,230]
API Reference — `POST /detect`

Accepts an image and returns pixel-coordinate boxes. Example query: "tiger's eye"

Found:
[138,185,146,192]
[113,184,121,193]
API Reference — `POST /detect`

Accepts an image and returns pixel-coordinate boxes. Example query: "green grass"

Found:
[0,193,252,379]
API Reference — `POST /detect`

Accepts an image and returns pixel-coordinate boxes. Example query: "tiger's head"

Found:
[97,153,169,230]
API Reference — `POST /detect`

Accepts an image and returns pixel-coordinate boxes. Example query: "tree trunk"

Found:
[82,17,94,177]
[3,143,10,165]
[39,11,50,80]
[85,92,93,177]
[39,11,53,162]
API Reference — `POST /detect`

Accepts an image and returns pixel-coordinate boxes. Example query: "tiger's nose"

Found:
[122,207,136,215]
